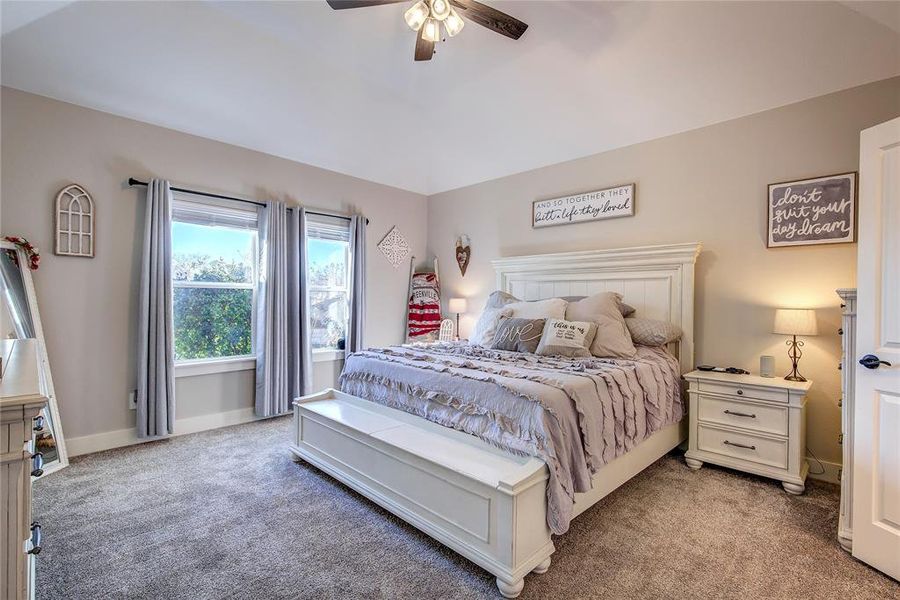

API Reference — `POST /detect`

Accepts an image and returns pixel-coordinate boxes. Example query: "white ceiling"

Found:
[2,1,898,195]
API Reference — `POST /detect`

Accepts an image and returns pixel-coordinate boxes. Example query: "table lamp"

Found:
[773,308,818,381]
[448,297,467,340]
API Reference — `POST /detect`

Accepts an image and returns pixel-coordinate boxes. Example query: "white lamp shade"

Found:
[404,1,429,31]
[448,298,467,314]
[422,17,441,42]
[444,8,465,37]
[430,0,451,21]
[773,308,818,336]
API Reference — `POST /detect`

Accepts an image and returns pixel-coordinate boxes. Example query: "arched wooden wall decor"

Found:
[54,184,95,257]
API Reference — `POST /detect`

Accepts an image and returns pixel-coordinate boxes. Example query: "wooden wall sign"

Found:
[532,184,634,228]
[767,172,856,247]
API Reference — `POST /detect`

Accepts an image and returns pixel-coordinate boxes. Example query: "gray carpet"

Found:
[34,417,897,600]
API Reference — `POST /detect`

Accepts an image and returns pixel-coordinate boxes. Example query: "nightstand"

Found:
[683,370,811,494]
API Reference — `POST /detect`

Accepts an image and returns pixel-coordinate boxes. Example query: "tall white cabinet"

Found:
[836,288,856,552]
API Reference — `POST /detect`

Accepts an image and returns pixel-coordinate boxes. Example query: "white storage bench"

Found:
[290,388,555,598]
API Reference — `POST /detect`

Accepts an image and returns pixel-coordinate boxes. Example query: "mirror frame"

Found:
[1,240,68,474]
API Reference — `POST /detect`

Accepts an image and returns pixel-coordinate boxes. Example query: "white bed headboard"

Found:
[491,242,702,373]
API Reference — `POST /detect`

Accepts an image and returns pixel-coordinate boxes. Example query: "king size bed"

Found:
[290,243,701,597]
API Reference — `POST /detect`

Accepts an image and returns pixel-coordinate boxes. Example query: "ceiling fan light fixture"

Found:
[422,17,441,43]
[444,8,464,37]
[429,0,451,21]
[404,0,429,31]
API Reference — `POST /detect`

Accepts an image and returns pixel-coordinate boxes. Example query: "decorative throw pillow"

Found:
[491,318,546,353]
[470,306,513,346]
[506,298,568,320]
[619,302,636,317]
[485,290,519,309]
[626,317,683,346]
[535,319,598,358]
[486,290,634,317]
[565,292,637,358]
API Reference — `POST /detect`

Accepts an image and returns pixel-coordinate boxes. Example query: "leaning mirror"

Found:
[0,240,68,475]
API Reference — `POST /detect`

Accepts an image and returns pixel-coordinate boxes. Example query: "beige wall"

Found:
[428,77,900,468]
[0,87,428,444]
[3,77,898,466]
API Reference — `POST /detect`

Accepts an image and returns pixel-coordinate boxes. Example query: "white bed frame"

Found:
[290,242,701,597]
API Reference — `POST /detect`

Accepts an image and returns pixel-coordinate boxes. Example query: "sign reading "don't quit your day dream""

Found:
[532,184,634,228]
[767,172,857,248]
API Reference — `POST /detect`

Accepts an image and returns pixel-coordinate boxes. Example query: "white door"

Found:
[853,116,900,579]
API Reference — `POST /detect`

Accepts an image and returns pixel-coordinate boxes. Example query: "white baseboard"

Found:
[806,456,841,485]
[67,417,847,486]
[67,406,263,457]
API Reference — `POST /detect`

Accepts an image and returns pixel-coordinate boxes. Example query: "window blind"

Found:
[172,195,258,229]
[307,213,351,242]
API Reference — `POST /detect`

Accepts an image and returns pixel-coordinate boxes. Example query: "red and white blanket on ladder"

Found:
[407,272,441,341]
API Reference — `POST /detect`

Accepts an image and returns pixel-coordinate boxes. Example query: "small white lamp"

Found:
[448,297,467,340]
[773,308,818,381]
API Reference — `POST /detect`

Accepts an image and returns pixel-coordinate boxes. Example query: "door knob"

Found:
[859,354,892,369]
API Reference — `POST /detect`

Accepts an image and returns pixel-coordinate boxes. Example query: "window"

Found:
[307,214,351,351]
[171,197,258,363]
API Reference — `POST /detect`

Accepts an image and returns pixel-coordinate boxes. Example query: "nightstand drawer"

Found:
[697,395,788,436]
[697,380,788,404]
[697,424,788,470]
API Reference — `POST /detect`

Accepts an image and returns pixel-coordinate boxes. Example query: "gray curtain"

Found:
[346,214,366,358]
[136,179,175,438]
[255,203,312,417]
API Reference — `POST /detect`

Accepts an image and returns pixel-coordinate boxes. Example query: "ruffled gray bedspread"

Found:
[338,343,683,535]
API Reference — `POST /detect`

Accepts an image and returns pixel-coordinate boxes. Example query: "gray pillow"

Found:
[485,290,519,309]
[535,318,598,358]
[565,292,637,358]
[491,318,546,353]
[626,317,683,346]
[486,290,634,316]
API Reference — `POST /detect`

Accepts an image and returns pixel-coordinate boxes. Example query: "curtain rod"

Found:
[127,178,367,225]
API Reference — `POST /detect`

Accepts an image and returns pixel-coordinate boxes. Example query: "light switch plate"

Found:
[128,390,137,410]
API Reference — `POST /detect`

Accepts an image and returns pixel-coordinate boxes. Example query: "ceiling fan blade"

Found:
[449,0,527,40]
[326,0,407,9]
[414,26,434,61]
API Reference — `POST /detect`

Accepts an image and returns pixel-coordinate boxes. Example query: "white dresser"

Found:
[836,288,856,552]
[683,370,811,494]
[1,339,49,600]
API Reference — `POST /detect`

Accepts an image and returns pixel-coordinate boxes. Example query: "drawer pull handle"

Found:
[723,440,756,451]
[723,409,756,419]
[33,415,45,432]
[736,389,744,396]
[27,522,41,555]
[31,452,44,477]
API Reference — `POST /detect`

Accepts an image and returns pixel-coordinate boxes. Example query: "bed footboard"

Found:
[290,389,555,598]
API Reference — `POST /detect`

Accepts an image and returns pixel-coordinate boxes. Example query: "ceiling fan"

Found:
[325,0,528,61]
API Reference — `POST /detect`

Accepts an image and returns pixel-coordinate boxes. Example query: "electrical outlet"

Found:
[128,390,137,410]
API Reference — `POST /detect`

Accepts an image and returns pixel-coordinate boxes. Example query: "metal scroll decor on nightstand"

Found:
[54,184,95,257]
[377,226,410,269]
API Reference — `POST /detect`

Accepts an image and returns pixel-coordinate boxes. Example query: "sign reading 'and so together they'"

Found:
[767,173,856,247]
[533,184,634,228]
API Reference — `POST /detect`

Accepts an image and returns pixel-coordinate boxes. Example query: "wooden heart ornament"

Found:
[455,236,471,277]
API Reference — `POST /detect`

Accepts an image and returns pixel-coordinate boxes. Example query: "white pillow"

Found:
[535,319,598,358]
[470,306,513,346]
[506,298,567,321]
